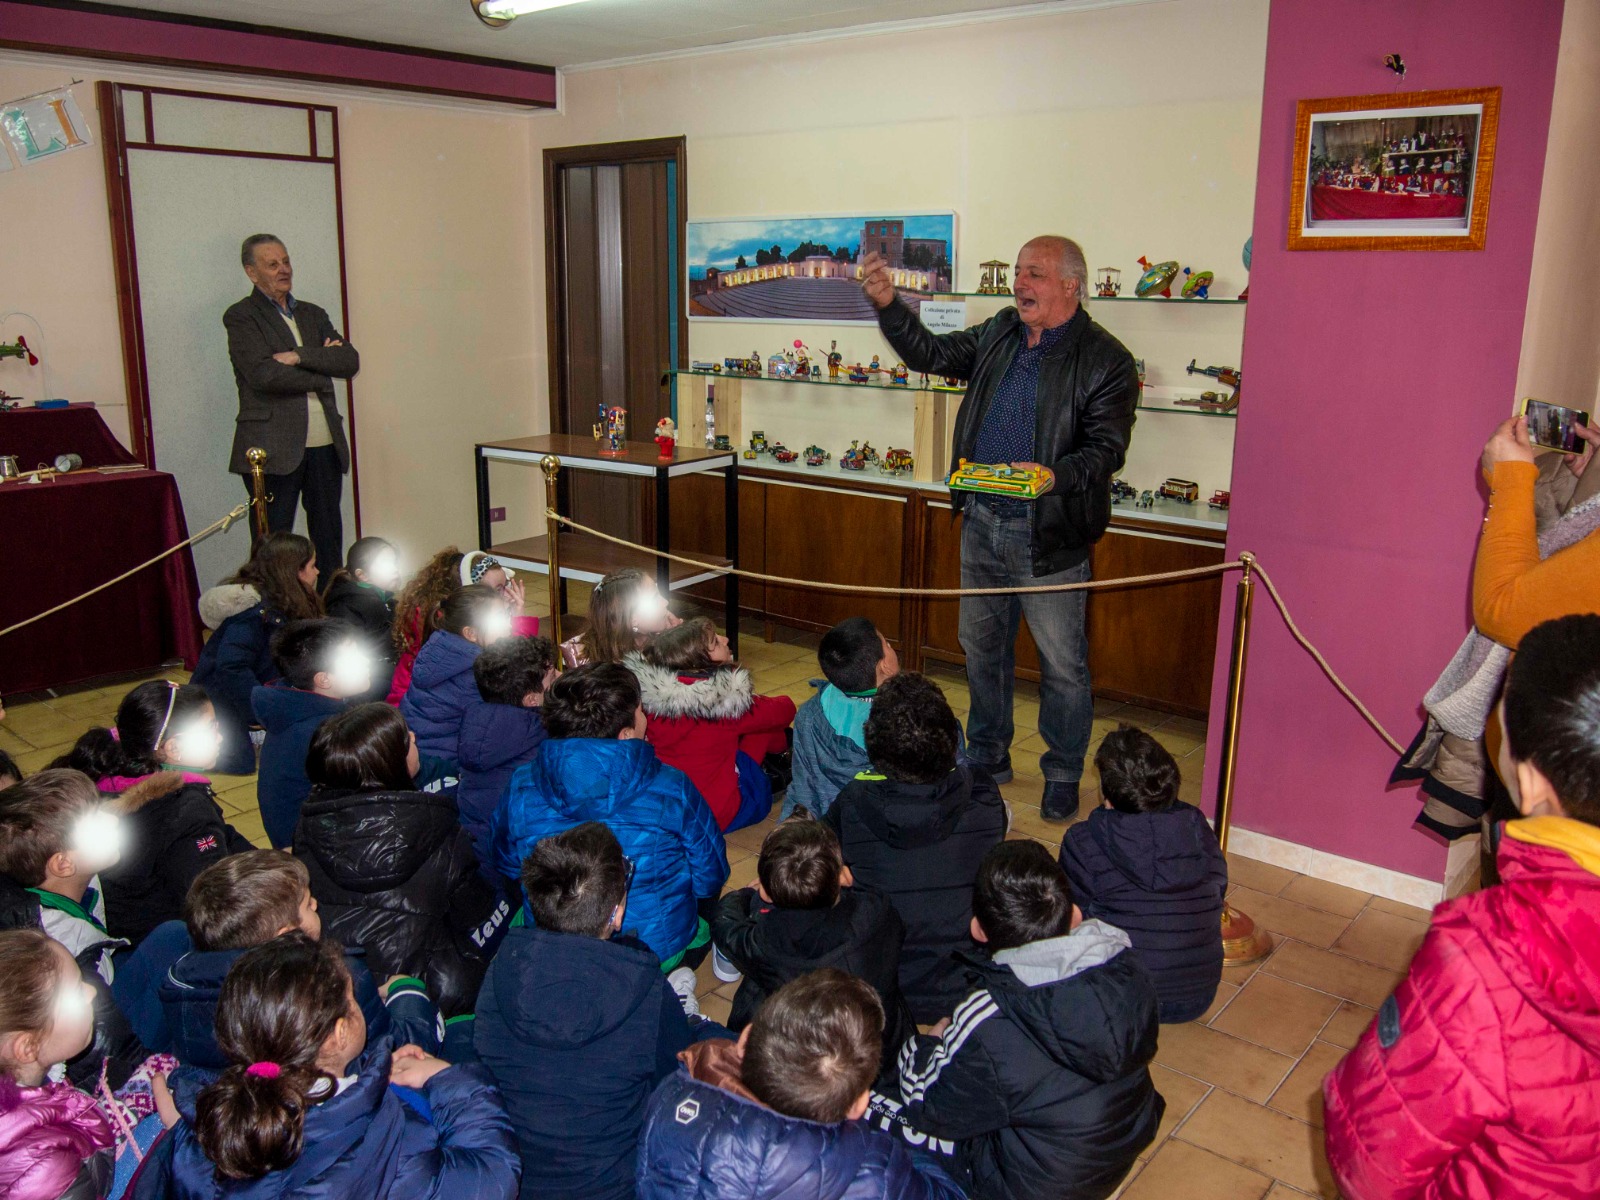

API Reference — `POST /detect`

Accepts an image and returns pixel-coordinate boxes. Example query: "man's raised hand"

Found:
[860,250,896,310]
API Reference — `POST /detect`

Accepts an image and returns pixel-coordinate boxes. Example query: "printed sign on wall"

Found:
[1,88,92,166]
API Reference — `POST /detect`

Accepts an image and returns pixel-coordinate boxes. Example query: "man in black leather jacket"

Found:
[864,237,1138,820]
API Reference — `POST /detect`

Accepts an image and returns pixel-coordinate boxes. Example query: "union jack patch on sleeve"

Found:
[195,834,219,853]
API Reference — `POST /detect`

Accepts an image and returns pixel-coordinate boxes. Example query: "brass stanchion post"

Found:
[540,455,563,651]
[245,447,270,540]
[1215,551,1273,964]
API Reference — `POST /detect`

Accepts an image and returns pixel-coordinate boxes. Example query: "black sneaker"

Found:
[761,750,793,797]
[971,755,1013,785]
[1041,780,1080,822]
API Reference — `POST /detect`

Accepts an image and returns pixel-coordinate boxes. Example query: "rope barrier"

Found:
[0,502,251,641]
[546,509,1407,754]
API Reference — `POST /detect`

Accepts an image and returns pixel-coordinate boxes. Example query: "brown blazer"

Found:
[224,288,359,476]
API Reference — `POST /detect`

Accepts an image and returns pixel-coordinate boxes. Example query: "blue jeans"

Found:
[959,501,1092,784]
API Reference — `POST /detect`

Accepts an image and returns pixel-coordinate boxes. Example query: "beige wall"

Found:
[529,0,1268,499]
[0,51,541,570]
[1516,0,1600,412]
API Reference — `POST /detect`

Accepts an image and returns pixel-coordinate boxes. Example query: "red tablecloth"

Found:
[0,468,202,695]
[1310,185,1467,221]
[0,404,140,471]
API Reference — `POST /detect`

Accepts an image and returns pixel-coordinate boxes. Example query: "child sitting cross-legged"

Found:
[112,850,439,1072]
[788,617,900,819]
[630,618,796,834]
[254,618,375,848]
[1323,613,1600,1200]
[456,635,558,874]
[493,663,728,978]
[890,840,1163,1200]
[826,673,1006,1022]
[126,931,519,1200]
[1058,725,1227,1023]
[636,968,965,1200]
[295,704,510,1020]
[58,683,251,950]
[476,822,727,1200]
[711,818,915,1083]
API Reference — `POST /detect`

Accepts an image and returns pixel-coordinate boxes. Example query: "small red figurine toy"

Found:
[655,416,677,459]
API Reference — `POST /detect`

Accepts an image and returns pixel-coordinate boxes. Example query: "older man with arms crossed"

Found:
[225,233,360,582]
[862,237,1138,820]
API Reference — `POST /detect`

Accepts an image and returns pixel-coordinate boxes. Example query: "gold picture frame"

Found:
[1288,86,1500,252]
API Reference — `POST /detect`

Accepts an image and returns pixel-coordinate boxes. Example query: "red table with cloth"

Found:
[0,408,202,695]
[1310,185,1468,221]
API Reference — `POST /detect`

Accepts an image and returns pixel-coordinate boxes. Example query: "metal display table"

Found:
[474,433,739,652]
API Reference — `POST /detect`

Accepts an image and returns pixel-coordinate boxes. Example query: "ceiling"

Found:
[87,0,1128,70]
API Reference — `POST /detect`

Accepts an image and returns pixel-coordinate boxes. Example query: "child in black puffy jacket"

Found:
[293,703,510,1018]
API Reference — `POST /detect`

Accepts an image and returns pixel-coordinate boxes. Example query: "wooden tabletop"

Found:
[478,433,735,469]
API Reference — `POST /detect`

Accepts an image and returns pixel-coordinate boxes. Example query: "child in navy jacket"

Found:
[1058,726,1226,1023]
[254,619,375,848]
[476,822,721,1200]
[456,635,556,873]
[127,932,518,1200]
[401,584,513,763]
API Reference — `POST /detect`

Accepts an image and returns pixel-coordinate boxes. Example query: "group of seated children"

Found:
[5,517,1597,1200]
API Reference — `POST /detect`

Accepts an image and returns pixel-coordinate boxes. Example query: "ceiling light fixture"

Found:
[471,0,592,28]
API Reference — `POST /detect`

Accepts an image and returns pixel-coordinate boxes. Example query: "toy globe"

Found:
[1135,256,1180,299]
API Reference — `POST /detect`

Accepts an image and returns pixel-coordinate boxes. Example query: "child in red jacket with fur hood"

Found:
[628,619,795,833]
[1323,614,1600,1200]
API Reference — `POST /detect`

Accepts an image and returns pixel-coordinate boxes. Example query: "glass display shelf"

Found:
[671,367,959,394]
[1134,402,1238,420]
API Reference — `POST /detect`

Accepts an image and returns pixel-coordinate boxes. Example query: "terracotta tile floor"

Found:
[1,618,1437,1199]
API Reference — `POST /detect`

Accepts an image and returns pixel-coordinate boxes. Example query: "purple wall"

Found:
[1203,0,1565,878]
[0,1,557,108]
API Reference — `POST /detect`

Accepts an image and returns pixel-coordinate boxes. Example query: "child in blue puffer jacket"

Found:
[126,932,518,1200]
[637,969,964,1200]
[493,663,727,971]
[401,584,512,763]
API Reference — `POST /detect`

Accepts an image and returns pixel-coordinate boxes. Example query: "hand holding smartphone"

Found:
[1517,396,1591,455]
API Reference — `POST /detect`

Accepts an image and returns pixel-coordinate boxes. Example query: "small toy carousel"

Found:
[977,260,1011,294]
[1095,268,1122,297]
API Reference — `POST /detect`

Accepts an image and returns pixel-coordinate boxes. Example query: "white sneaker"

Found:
[667,966,701,1018]
[712,945,743,984]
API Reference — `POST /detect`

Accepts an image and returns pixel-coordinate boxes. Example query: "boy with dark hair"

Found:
[711,818,915,1079]
[827,673,1006,1021]
[494,663,727,980]
[638,969,964,1199]
[477,822,722,1200]
[252,617,371,847]
[111,848,438,1069]
[0,768,124,982]
[1325,614,1600,1199]
[457,635,557,872]
[787,616,900,818]
[1058,725,1226,1022]
[890,839,1162,1200]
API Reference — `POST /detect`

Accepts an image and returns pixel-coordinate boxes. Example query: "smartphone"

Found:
[1518,396,1591,455]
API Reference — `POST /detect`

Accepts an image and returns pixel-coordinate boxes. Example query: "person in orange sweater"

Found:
[1394,414,1600,847]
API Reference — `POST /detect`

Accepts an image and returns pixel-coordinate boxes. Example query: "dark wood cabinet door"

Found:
[763,481,904,639]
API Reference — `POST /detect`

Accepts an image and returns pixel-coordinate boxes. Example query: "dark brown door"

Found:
[545,138,686,539]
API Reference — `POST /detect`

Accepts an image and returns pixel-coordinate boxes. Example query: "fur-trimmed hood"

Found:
[628,653,754,721]
[197,583,259,630]
[98,771,210,814]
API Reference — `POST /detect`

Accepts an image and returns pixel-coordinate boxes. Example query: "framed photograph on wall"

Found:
[688,212,956,323]
[1288,87,1500,251]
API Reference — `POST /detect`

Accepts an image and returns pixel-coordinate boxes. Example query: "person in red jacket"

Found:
[1323,613,1600,1200]
[628,618,795,833]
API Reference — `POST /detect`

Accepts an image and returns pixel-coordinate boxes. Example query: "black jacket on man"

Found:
[294,784,510,1016]
[877,297,1138,575]
[893,921,1164,1200]
[712,882,917,1082]
[825,765,1007,1022]
[224,288,358,477]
